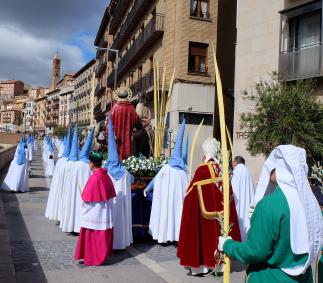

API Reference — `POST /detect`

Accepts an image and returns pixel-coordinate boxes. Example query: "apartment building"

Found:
[71,59,96,127]
[24,99,35,132]
[0,80,24,101]
[233,0,323,180]
[93,6,114,123]
[0,109,22,132]
[45,89,60,132]
[58,86,74,127]
[34,96,47,133]
[95,0,236,168]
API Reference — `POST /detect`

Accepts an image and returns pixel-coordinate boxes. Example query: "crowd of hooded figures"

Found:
[0,119,322,282]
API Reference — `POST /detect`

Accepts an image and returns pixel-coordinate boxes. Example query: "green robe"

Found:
[223,187,313,283]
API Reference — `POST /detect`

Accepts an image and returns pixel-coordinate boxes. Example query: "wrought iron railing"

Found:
[188,65,208,74]
[109,0,132,34]
[190,9,210,19]
[107,14,165,87]
[95,57,107,78]
[129,69,164,96]
[95,85,106,97]
[109,0,153,58]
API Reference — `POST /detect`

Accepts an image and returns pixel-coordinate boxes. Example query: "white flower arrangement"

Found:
[311,161,323,193]
[123,155,168,177]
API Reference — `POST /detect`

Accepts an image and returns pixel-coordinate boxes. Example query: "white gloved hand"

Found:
[143,188,148,197]
[218,236,232,251]
[248,206,255,220]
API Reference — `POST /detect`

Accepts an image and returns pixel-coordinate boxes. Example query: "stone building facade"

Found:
[0,80,24,101]
[233,0,323,181]
[34,96,47,133]
[71,59,96,127]
[95,0,236,169]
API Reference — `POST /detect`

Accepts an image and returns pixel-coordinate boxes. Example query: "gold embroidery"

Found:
[186,162,224,220]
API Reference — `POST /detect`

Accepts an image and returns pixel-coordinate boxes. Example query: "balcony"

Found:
[95,58,107,78]
[130,69,162,97]
[94,101,102,115]
[107,14,165,87]
[109,0,154,60]
[94,100,106,122]
[190,9,210,20]
[95,85,106,97]
[279,44,323,81]
[188,65,208,75]
[109,0,132,34]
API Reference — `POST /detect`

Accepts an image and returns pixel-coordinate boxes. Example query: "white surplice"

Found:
[81,199,114,230]
[45,157,68,220]
[60,161,91,233]
[109,172,133,249]
[149,164,189,243]
[231,163,255,242]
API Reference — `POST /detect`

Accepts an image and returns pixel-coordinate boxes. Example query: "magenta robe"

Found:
[75,168,116,266]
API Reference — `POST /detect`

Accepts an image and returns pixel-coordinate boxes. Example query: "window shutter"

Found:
[190,47,207,56]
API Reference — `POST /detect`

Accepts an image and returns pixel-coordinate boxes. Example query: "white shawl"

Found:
[254,145,323,276]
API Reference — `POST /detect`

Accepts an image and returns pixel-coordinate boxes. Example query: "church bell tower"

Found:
[50,52,61,91]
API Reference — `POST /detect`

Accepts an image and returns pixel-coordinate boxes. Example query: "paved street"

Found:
[0,147,246,283]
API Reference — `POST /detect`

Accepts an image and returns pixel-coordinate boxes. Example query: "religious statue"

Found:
[110,87,141,160]
[135,94,152,157]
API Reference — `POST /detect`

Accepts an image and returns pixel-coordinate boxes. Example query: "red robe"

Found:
[75,168,116,266]
[177,161,241,269]
[111,102,140,160]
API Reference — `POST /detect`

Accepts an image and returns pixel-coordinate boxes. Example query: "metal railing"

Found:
[95,85,106,97]
[190,9,210,19]
[188,65,208,74]
[94,101,102,115]
[279,43,322,81]
[129,68,164,96]
[95,57,107,78]
[109,0,153,58]
[107,14,165,87]
[109,0,132,33]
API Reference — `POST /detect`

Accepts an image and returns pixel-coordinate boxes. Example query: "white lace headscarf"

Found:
[254,145,323,276]
[202,137,220,163]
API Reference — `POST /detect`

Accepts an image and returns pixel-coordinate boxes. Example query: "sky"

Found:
[0,0,108,87]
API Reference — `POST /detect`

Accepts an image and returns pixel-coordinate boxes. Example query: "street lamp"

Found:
[96,47,119,91]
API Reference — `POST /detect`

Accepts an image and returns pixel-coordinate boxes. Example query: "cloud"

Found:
[0,0,107,87]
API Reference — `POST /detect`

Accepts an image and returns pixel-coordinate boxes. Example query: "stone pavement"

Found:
[0,146,246,283]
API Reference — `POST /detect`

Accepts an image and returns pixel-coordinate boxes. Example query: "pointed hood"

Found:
[168,119,186,171]
[106,116,125,180]
[19,135,24,146]
[62,126,72,158]
[16,145,26,165]
[182,133,189,166]
[79,128,95,163]
[68,125,79,161]
[48,139,54,153]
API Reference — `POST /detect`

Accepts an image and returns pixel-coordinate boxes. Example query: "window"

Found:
[288,12,321,51]
[138,66,143,79]
[190,0,210,19]
[129,73,134,86]
[179,112,213,125]
[279,4,322,80]
[188,42,208,74]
